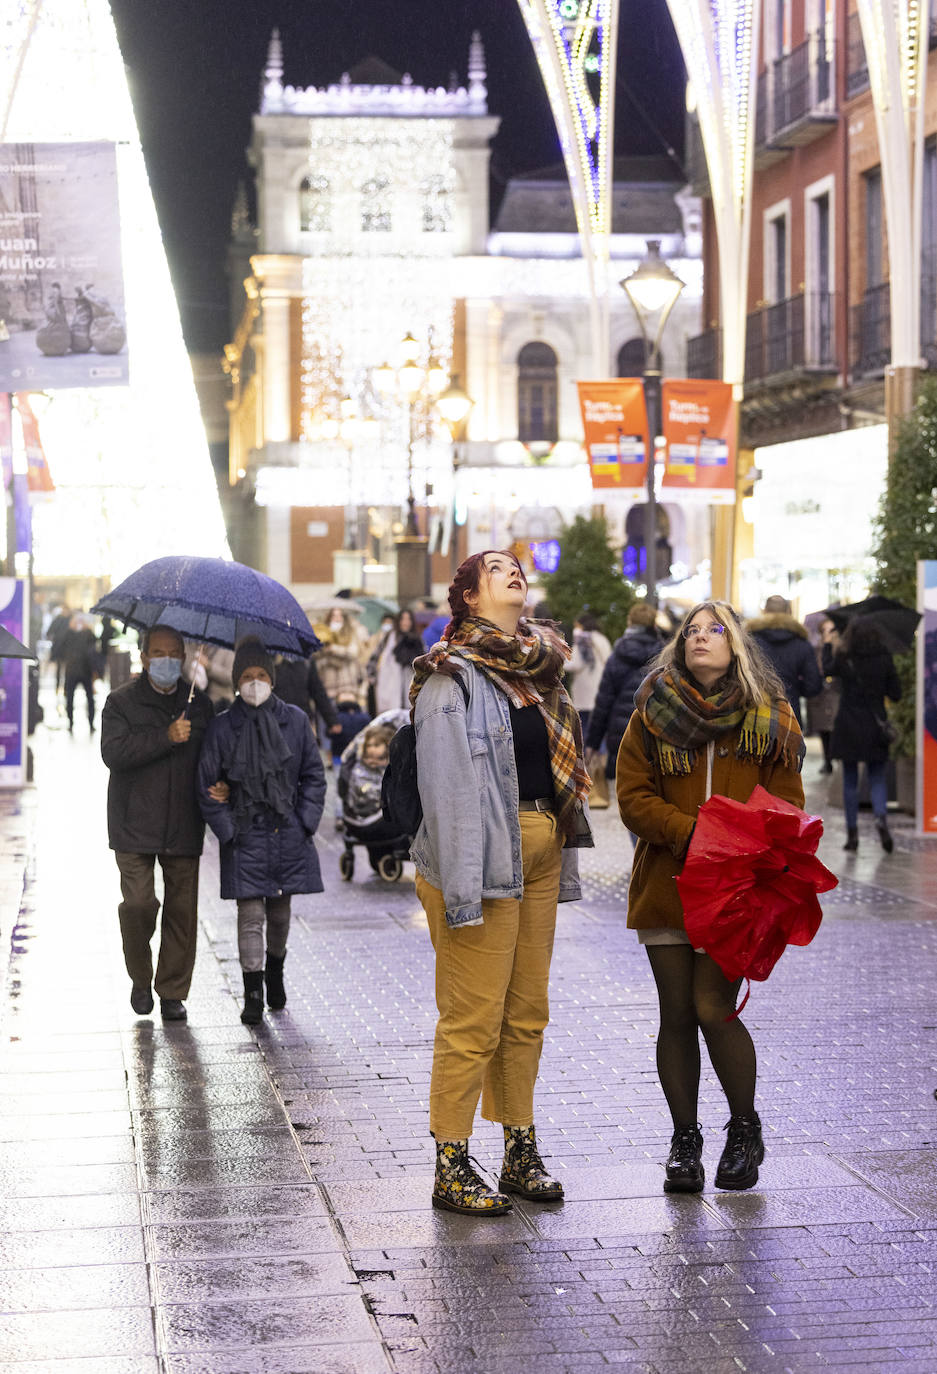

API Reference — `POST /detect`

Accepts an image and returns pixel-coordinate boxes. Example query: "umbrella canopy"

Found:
[676,786,837,993]
[304,596,364,617]
[92,556,320,657]
[825,595,921,655]
[0,626,36,660]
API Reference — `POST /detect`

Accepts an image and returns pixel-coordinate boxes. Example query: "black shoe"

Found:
[715,1114,764,1190]
[264,953,286,1011]
[875,817,894,853]
[240,970,264,1026]
[820,762,833,774]
[843,828,859,852]
[159,998,187,1022]
[130,984,154,1016]
[663,1123,704,1194]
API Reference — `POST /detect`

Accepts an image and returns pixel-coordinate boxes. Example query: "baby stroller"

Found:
[336,710,412,882]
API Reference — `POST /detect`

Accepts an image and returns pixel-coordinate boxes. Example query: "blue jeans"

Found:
[842,760,887,829]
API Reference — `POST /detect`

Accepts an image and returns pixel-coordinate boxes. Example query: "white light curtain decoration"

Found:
[856,0,931,368]
[515,0,620,374]
[665,0,760,389]
[1,0,229,580]
[299,118,457,515]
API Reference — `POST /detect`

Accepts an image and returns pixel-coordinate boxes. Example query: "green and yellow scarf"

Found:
[411,616,591,835]
[633,666,805,776]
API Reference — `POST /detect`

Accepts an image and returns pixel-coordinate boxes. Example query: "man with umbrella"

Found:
[101,626,213,1021]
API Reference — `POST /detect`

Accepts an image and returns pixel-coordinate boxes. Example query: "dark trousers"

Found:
[65,672,95,729]
[115,851,200,999]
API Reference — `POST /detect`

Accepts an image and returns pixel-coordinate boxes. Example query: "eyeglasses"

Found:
[682,623,727,641]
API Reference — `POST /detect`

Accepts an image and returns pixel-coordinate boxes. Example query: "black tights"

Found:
[646,946,756,1128]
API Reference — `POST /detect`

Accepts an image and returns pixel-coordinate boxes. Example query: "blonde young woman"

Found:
[616,601,805,1194]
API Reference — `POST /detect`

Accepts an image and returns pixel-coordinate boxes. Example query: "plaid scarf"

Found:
[411,616,591,836]
[633,666,805,777]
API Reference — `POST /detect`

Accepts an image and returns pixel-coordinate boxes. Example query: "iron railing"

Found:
[846,12,869,98]
[745,292,838,383]
[851,283,891,376]
[686,328,722,380]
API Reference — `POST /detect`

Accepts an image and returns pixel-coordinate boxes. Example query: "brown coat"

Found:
[616,713,806,930]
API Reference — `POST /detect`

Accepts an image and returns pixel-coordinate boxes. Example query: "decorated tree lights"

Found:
[515,0,620,374]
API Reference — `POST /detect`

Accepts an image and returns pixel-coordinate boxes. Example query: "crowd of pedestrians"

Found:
[80,555,901,1218]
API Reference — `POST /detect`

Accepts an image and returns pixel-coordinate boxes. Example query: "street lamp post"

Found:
[621,240,685,607]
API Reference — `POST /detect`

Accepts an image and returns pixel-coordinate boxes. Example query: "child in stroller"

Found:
[337,712,411,881]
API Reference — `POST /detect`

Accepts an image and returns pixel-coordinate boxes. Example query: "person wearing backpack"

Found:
[409,550,594,1216]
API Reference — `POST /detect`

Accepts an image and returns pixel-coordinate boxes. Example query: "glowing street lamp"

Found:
[621,240,685,606]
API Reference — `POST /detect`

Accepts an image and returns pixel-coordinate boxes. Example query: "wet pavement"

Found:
[2,690,937,1371]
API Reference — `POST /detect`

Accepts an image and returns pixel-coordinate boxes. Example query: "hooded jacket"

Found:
[584,626,662,767]
[828,646,902,764]
[747,613,822,724]
[197,694,326,899]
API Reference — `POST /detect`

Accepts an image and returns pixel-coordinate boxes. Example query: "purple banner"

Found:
[0,579,25,781]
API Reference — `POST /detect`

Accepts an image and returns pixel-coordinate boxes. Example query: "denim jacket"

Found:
[410,654,594,928]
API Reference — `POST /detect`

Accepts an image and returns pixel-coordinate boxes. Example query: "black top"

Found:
[509,703,554,801]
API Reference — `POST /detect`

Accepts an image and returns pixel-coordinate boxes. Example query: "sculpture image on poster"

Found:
[0,579,27,787]
[0,142,127,391]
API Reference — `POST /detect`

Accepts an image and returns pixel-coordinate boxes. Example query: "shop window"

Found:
[517,341,558,444]
[299,176,330,233]
[361,176,392,233]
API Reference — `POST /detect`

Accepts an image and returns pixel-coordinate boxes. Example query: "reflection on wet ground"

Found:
[2,697,937,1370]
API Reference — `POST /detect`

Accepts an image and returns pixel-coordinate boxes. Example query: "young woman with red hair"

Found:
[410,550,594,1215]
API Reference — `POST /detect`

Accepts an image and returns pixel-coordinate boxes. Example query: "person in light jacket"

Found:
[566,611,612,737]
[617,601,805,1196]
[198,638,326,1026]
[411,550,594,1217]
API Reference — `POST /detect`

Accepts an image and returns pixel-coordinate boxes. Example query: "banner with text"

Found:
[661,379,736,504]
[0,142,128,391]
[577,380,648,493]
[919,561,937,834]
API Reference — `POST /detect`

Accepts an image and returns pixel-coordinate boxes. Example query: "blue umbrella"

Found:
[92,556,320,657]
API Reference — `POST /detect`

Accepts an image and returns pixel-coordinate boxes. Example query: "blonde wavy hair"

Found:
[651,600,786,709]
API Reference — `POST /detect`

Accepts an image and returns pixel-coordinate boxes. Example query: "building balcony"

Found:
[846,12,869,99]
[755,33,838,163]
[686,327,722,380]
[745,292,839,386]
[851,283,890,378]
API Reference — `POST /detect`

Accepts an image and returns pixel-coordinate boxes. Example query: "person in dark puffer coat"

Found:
[747,596,822,726]
[198,637,326,1025]
[585,602,663,780]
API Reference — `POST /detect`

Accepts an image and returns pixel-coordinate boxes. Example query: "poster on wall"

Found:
[0,142,128,391]
[918,561,937,834]
[661,379,736,504]
[576,380,648,493]
[0,579,28,788]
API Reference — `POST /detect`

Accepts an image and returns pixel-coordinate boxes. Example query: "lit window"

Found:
[361,176,392,233]
[517,341,558,444]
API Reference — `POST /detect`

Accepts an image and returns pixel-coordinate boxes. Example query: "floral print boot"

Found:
[499,1124,564,1201]
[432,1139,513,1215]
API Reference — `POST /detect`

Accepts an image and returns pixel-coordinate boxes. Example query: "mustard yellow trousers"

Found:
[416,810,563,1140]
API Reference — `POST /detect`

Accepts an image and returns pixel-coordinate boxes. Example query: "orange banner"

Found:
[16,395,55,496]
[577,380,648,491]
[661,379,736,500]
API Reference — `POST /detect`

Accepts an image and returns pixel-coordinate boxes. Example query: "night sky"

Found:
[108,0,685,352]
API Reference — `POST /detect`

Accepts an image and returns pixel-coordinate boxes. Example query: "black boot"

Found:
[715,1113,764,1190]
[432,1139,512,1215]
[843,828,859,851]
[264,952,287,1010]
[875,817,894,853]
[240,970,264,1026]
[663,1123,704,1194]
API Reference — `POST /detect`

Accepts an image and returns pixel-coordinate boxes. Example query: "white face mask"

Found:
[240,680,272,708]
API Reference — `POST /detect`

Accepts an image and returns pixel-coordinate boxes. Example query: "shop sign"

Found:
[576,380,648,493]
[661,379,736,503]
[0,142,128,391]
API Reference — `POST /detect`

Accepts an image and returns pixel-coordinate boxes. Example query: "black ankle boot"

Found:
[715,1113,764,1190]
[663,1124,704,1194]
[264,952,287,1010]
[240,970,264,1025]
[875,817,894,853]
[843,828,859,852]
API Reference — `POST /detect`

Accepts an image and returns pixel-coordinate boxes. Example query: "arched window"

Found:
[517,341,558,444]
[422,175,452,233]
[361,176,392,232]
[617,337,647,377]
[299,175,330,233]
